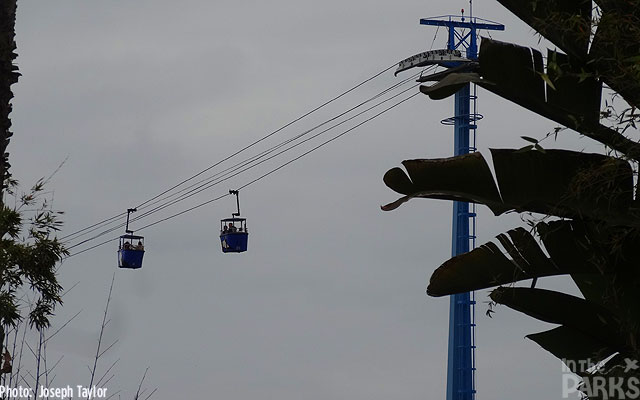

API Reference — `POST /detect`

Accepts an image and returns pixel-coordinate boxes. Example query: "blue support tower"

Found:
[420,10,503,400]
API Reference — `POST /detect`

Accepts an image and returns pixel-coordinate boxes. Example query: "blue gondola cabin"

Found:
[118,234,145,269]
[220,218,248,253]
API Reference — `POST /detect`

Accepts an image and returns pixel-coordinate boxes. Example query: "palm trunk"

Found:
[0,0,19,201]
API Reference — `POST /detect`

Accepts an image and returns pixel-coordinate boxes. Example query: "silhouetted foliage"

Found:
[0,178,67,331]
[0,0,67,361]
[384,0,640,397]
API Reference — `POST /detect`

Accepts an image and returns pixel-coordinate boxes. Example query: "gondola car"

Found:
[118,208,145,269]
[118,234,145,269]
[220,190,248,253]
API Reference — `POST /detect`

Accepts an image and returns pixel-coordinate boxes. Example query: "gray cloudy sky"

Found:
[9,0,603,398]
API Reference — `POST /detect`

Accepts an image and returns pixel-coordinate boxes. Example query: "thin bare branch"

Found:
[87,273,116,399]
[60,281,80,298]
[98,339,118,359]
[44,310,82,344]
[33,330,43,396]
[46,355,64,376]
[95,359,119,387]
[143,388,158,400]
[104,389,121,400]
[133,367,149,400]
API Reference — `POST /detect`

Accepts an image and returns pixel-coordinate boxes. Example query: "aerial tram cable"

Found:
[59,212,127,242]
[236,91,420,191]
[126,68,427,214]
[133,62,398,211]
[64,75,424,253]
[430,25,440,50]
[64,87,420,260]
[64,75,424,252]
[65,192,231,259]
[61,63,398,243]
[110,69,423,223]
[124,77,423,221]
[63,68,427,249]
[65,66,422,246]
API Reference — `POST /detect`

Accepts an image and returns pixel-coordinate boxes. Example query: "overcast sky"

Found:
[8,0,607,398]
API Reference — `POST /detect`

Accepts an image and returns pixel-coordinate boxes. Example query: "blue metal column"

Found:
[420,12,503,400]
[446,82,474,400]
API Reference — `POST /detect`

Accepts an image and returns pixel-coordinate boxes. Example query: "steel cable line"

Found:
[133,63,398,210]
[65,194,232,259]
[59,212,127,242]
[65,76,423,252]
[65,90,419,259]
[140,91,419,228]
[121,81,422,222]
[121,69,425,214]
[65,65,416,246]
[238,92,420,190]
[65,88,424,254]
[64,67,426,249]
[60,63,398,243]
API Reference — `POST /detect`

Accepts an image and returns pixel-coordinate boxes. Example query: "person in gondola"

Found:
[223,224,228,234]
[135,240,144,251]
[123,241,132,250]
